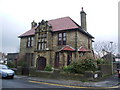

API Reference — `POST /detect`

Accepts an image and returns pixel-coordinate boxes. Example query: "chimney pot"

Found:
[80,7,87,31]
[31,20,37,28]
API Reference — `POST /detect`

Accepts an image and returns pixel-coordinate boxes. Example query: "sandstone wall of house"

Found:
[52,30,76,51]
[33,29,54,68]
[19,37,34,58]
[77,31,89,49]
[77,31,93,50]
[52,30,77,68]
[19,28,94,69]
[34,33,38,51]
[47,31,53,51]
[66,30,76,48]
[19,38,27,55]
[52,32,62,51]
[34,51,53,66]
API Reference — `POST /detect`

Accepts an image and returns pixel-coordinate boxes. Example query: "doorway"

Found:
[37,57,46,70]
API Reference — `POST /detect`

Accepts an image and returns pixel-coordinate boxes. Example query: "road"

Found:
[1,75,120,90]
[2,76,67,88]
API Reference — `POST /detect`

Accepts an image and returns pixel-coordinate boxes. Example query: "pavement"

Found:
[15,74,120,88]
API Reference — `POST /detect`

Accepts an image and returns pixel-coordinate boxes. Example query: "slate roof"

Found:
[48,17,79,31]
[19,17,94,38]
[19,27,36,37]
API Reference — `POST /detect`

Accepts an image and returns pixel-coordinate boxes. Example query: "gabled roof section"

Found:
[78,46,91,52]
[19,27,36,38]
[48,17,79,31]
[60,45,75,51]
[19,17,94,38]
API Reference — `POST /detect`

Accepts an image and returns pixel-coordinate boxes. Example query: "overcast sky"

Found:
[0,0,119,54]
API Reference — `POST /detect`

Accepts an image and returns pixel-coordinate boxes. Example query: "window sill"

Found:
[34,49,52,52]
[26,47,33,48]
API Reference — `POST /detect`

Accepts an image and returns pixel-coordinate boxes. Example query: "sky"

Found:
[0,0,119,54]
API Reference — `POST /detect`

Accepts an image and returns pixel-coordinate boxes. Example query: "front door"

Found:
[37,57,46,70]
[67,52,72,65]
[54,52,59,68]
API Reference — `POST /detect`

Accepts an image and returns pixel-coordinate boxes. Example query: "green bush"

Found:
[96,59,106,65]
[17,60,28,68]
[63,66,70,72]
[63,57,97,74]
[80,58,97,72]
[63,65,76,73]
[7,61,15,68]
[96,58,107,70]
[44,65,52,71]
[63,61,81,73]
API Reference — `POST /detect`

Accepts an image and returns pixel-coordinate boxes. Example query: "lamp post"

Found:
[110,41,113,74]
[110,41,113,52]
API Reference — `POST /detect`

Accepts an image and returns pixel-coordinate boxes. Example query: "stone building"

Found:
[7,53,19,66]
[19,8,94,70]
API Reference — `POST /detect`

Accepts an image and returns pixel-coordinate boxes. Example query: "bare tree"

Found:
[93,41,117,56]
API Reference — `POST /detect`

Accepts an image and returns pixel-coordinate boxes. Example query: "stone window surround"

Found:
[58,32,66,45]
[37,32,47,51]
[26,36,34,48]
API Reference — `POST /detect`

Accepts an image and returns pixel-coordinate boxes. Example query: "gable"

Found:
[36,20,51,33]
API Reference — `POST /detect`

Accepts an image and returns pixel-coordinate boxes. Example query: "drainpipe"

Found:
[75,29,78,61]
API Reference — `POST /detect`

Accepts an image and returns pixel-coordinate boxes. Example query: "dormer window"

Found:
[26,37,34,48]
[58,32,66,45]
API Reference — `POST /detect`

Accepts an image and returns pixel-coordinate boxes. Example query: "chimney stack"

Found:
[31,20,37,28]
[80,7,87,31]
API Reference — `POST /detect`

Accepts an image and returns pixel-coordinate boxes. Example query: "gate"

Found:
[22,67,29,75]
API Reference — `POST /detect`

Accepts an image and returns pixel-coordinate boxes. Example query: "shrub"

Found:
[63,57,97,74]
[79,58,97,72]
[44,65,52,71]
[63,61,83,74]
[17,60,28,68]
[7,61,15,68]
[70,61,82,73]
[63,65,76,73]
[96,58,106,65]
